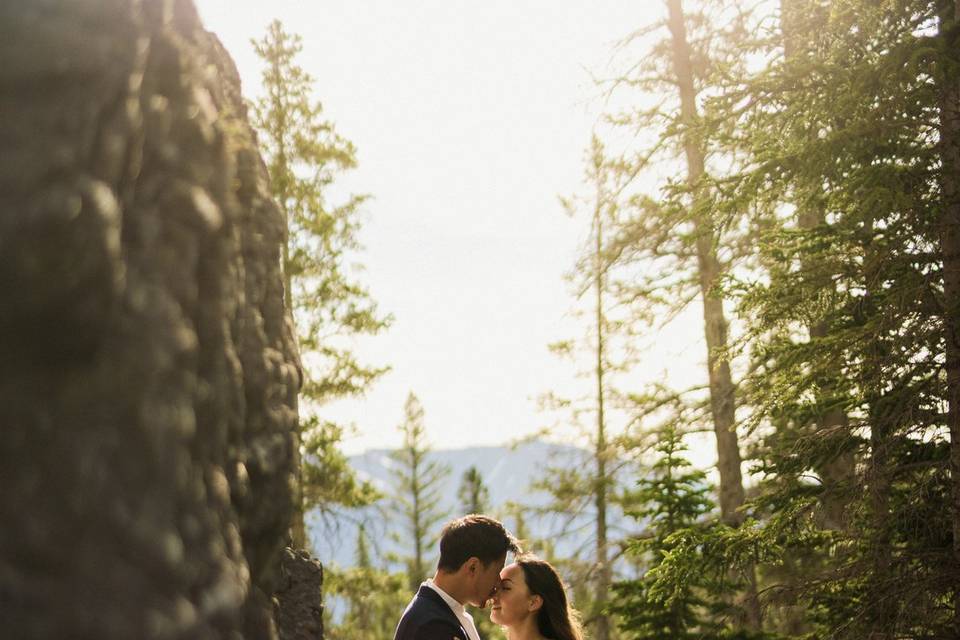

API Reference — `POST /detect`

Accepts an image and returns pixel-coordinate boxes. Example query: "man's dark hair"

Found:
[436,514,520,572]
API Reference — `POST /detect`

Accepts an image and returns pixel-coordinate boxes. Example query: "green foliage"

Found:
[612,0,960,637]
[325,525,411,640]
[596,0,960,637]
[251,19,389,400]
[537,134,650,640]
[389,392,451,591]
[250,20,390,529]
[253,3,960,638]
[301,416,382,515]
[598,2,765,628]
[612,426,726,640]
[457,466,491,515]
[719,0,957,636]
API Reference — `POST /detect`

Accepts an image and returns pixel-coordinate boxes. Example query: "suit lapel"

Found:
[416,585,470,639]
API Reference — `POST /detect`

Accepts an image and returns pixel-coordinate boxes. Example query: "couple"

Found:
[394,515,583,640]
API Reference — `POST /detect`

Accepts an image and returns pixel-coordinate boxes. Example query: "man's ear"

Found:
[465,557,480,576]
[528,594,543,612]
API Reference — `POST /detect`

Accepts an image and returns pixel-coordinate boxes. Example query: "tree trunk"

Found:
[593,171,612,640]
[936,1,960,634]
[413,452,424,592]
[665,0,746,530]
[866,397,895,640]
[857,170,896,637]
[665,0,760,630]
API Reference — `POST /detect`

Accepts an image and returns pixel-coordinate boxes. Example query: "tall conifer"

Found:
[600,0,762,628]
[251,20,390,546]
[457,466,491,515]
[666,0,960,635]
[389,392,450,592]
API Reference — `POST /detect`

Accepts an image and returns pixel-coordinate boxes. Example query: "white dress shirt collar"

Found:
[424,579,465,614]
[423,580,481,640]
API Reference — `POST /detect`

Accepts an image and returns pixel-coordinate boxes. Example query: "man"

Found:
[394,514,520,640]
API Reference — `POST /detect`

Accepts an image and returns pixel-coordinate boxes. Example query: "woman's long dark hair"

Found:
[515,555,584,640]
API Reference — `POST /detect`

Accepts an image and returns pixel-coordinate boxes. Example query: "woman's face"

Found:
[490,563,540,627]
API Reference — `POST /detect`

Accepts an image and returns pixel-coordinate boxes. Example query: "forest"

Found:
[2,0,957,637]
[247,0,960,638]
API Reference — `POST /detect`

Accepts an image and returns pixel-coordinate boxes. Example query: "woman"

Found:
[489,554,584,640]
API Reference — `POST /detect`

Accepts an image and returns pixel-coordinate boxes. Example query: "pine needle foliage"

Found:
[538,135,651,640]
[600,0,764,630]
[388,392,451,593]
[457,466,491,516]
[634,0,960,637]
[612,426,722,640]
[325,525,411,640]
[251,20,390,535]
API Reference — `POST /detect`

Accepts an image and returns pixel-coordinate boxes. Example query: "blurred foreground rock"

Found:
[275,549,325,640]
[0,1,319,638]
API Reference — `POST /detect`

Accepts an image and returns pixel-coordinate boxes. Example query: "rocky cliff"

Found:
[0,1,319,637]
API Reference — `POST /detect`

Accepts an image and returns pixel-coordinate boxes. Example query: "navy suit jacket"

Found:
[394,584,471,640]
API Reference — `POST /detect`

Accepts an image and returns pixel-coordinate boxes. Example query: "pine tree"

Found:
[611,426,720,640]
[455,466,501,640]
[389,392,451,592]
[601,0,755,537]
[537,135,643,640]
[251,20,390,547]
[501,501,530,546]
[325,523,411,640]
[457,466,490,515]
[600,0,762,628]
[356,522,372,569]
[648,0,960,636]
[933,4,960,633]
[664,0,747,546]
[773,0,856,536]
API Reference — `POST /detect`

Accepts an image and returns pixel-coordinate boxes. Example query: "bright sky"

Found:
[194,1,710,456]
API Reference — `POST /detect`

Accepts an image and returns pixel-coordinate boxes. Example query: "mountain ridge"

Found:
[308,439,639,570]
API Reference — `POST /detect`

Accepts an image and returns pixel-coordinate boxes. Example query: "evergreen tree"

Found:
[356,522,372,569]
[933,4,960,631]
[600,0,763,628]
[325,523,410,640]
[456,466,504,640]
[251,20,390,546]
[640,0,960,637]
[739,0,957,635]
[537,135,643,640]
[389,392,451,592]
[300,419,381,516]
[612,426,721,640]
[457,466,491,515]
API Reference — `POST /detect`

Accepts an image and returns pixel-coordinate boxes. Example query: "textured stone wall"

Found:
[0,1,314,638]
[275,549,325,640]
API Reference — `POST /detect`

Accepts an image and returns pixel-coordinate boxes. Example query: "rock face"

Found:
[0,1,313,638]
[275,549,325,640]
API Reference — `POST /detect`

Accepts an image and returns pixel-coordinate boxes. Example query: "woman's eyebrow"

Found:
[500,578,513,584]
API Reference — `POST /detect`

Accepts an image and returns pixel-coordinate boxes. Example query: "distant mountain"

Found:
[306,439,640,570]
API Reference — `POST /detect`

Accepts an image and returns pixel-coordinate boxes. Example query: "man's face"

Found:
[469,553,507,608]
